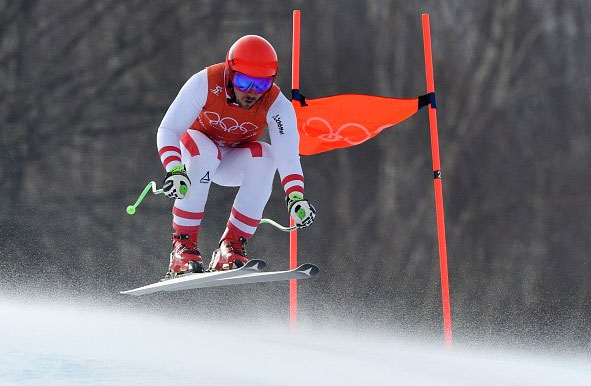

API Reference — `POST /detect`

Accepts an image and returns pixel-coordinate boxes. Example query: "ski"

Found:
[120,259,266,296]
[120,261,319,296]
[173,263,319,289]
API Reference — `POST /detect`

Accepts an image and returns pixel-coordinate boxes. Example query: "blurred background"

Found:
[1,0,589,352]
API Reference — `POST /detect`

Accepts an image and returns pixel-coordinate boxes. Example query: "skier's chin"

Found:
[240,98,256,108]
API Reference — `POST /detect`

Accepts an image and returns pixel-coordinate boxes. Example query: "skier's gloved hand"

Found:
[162,165,191,199]
[286,193,316,228]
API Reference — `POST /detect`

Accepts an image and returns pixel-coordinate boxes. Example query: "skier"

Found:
[156,35,316,278]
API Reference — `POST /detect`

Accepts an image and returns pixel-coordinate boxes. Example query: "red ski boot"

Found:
[209,230,249,271]
[165,231,204,279]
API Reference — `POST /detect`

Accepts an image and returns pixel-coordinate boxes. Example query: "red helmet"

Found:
[226,35,278,77]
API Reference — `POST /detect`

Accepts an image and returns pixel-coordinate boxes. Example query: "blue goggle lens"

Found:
[232,73,273,94]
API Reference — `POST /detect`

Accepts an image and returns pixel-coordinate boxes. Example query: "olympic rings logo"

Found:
[302,117,394,145]
[202,111,259,134]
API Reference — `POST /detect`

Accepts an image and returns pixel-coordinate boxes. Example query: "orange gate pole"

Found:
[289,9,301,331]
[421,13,453,347]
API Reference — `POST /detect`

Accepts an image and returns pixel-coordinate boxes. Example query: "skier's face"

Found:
[234,88,262,109]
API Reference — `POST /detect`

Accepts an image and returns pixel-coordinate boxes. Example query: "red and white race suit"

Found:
[156,63,304,238]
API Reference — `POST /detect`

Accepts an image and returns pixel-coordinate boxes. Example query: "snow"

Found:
[0,297,589,386]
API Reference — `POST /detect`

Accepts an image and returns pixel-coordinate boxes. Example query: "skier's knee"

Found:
[259,142,274,158]
[180,131,222,161]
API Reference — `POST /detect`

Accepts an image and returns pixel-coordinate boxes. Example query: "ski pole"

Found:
[126,181,297,232]
[126,181,163,215]
[260,218,297,232]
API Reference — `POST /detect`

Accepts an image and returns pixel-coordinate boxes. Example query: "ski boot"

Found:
[164,231,204,280]
[209,230,249,271]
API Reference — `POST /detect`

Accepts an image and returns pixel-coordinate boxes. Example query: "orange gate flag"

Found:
[293,93,432,155]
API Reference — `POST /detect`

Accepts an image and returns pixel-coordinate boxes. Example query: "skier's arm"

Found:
[267,92,305,197]
[156,69,208,171]
[268,93,316,228]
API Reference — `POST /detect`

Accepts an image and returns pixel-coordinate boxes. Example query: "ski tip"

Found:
[296,263,319,277]
[120,286,162,296]
[120,287,156,296]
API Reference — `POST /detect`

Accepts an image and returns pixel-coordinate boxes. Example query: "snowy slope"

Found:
[0,298,589,386]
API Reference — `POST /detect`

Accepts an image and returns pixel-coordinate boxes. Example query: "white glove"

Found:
[162,165,191,199]
[286,193,316,228]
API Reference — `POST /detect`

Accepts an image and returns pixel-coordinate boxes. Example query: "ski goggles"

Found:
[232,72,273,94]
